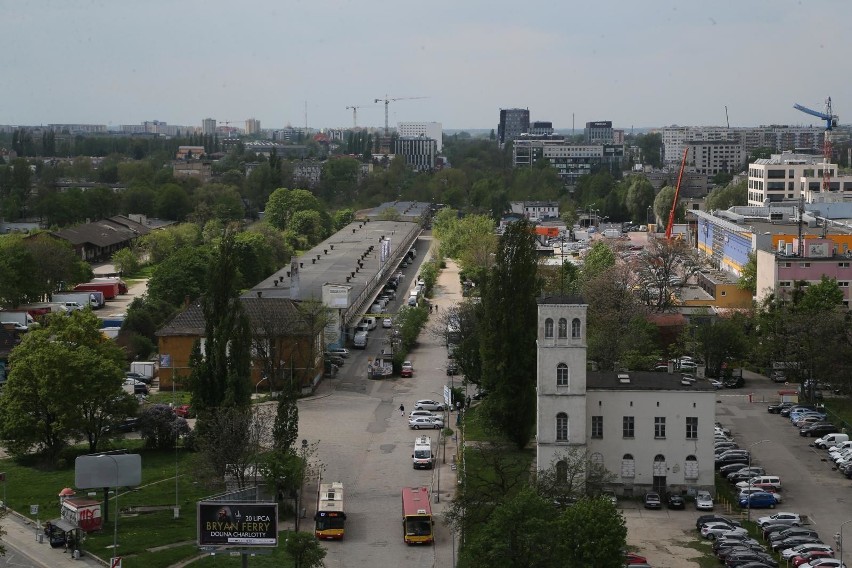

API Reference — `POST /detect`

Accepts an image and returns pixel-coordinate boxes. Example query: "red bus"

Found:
[401,486,434,545]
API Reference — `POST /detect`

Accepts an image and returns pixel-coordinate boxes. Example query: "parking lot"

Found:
[625,371,851,567]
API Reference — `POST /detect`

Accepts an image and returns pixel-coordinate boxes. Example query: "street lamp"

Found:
[746,440,771,523]
[838,519,852,566]
[295,439,309,531]
[99,454,120,560]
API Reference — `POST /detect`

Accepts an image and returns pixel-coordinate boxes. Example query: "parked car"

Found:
[772,536,825,552]
[800,423,837,437]
[408,416,444,430]
[769,528,820,547]
[719,462,752,477]
[666,493,685,509]
[174,404,191,418]
[643,491,661,509]
[738,491,777,509]
[624,552,648,565]
[702,522,747,539]
[125,371,152,385]
[758,513,802,528]
[792,552,835,566]
[409,409,435,419]
[716,450,751,467]
[326,347,350,358]
[781,543,834,560]
[108,417,139,433]
[695,491,714,511]
[768,401,795,414]
[728,467,766,482]
[382,318,393,328]
[724,550,777,566]
[324,353,345,367]
[414,399,445,411]
[400,361,414,378]
[697,514,742,530]
[799,559,845,568]
[446,360,459,376]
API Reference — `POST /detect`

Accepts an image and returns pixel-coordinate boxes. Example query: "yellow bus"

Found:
[314,482,346,540]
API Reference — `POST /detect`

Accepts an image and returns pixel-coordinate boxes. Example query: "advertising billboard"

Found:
[197,502,278,547]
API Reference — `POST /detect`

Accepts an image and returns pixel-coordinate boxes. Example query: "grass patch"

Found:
[823,397,852,431]
[461,404,502,442]
[680,537,722,568]
[145,390,192,406]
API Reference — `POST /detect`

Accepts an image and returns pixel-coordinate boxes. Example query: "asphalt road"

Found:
[715,372,852,563]
[296,236,463,568]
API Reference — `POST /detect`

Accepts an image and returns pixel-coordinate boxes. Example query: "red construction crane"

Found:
[665,147,689,240]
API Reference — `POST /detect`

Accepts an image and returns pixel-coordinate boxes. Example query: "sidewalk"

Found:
[1,509,104,567]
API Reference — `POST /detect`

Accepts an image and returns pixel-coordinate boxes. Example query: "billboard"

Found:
[197,502,278,547]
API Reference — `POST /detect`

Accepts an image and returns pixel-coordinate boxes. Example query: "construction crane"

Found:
[793,97,839,191]
[374,95,428,135]
[345,105,376,129]
[665,147,689,240]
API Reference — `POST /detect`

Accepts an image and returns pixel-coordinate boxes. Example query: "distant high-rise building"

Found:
[202,118,216,136]
[245,118,261,136]
[585,121,613,144]
[395,137,438,171]
[397,122,443,151]
[497,108,530,146]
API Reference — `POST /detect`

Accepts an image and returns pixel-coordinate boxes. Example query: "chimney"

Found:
[274,281,278,286]
[312,259,316,264]
[256,291,262,298]
[330,245,334,250]
[286,271,290,277]
[300,262,304,268]
[324,249,328,255]
[346,276,351,282]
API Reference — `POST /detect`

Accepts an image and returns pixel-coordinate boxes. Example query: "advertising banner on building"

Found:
[197,502,278,547]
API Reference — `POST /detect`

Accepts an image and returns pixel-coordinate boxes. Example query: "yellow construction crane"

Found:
[374,95,428,135]
[345,105,378,129]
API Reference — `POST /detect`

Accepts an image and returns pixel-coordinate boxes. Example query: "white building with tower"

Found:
[536,296,716,496]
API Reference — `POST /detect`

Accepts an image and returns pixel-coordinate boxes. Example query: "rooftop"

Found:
[587,370,716,392]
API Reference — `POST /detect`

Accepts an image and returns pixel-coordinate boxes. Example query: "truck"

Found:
[19,303,67,318]
[0,311,36,329]
[74,281,120,300]
[92,277,128,294]
[53,291,101,309]
[130,361,156,380]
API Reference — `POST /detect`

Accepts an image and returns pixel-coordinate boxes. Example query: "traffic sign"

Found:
[110,556,122,568]
[29,504,38,516]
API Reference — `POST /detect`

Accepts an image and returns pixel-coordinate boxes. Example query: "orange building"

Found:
[156,297,324,393]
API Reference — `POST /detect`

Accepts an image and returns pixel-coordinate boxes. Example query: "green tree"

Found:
[154,183,193,221]
[264,188,323,231]
[146,245,211,308]
[580,241,616,282]
[624,176,655,223]
[283,531,327,568]
[137,404,190,450]
[463,487,560,568]
[289,209,327,245]
[738,252,757,295]
[635,132,663,168]
[332,208,355,230]
[0,311,135,459]
[111,247,140,277]
[189,229,252,415]
[686,312,748,379]
[653,185,676,226]
[558,497,627,567]
[479,219,541,448]
[705,180,747,211]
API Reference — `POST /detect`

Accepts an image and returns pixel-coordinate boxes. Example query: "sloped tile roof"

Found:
[52,216,150,247]
[157,297,309,337]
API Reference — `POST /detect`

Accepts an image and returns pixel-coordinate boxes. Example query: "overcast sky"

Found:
[2,0,850,131]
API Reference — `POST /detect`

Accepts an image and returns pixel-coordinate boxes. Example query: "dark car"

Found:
[446,361,459,376]
[133,383,149,395]
[768,528,820,546]
[719,463,752,477]
[724,551,777,567]
[770,535,823,551]
[780,404,816,417]
[717,544,768,562]
[767,402,794,414]
[666,493,685,509]
[697,515,742,530]
[643,491,661,509]
[762,522,795,539]
[728,467,766,483]
[800,422,837,437]
[724,376,745,389]
[125,371,152,385]
[716,451,751,468]
[107,417,139,433]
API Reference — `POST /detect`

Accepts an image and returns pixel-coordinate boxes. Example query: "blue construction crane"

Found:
[793,97,838,130]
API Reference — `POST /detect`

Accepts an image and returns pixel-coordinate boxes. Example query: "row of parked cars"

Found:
[698,511,841,567]
[714,425,786,510]
[767,402,852,480]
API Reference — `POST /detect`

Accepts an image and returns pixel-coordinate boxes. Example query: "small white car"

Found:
[382,318,393,328]
[780,543,835,560]
[327,347,350,358]
[408,416,444,430]
[409,410,435,419]
[757,512,801,527]
[414,399,445,411]
[695,491,714,511]
[701,522,746,539]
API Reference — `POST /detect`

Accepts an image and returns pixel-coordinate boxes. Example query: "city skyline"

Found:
[2,1,851,130]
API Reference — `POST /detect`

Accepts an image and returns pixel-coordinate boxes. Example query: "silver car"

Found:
[408,416,444,430]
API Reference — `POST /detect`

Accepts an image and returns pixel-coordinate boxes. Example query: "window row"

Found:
[555,454,700,483]
[544,317,581,339]
[585,416,698,439]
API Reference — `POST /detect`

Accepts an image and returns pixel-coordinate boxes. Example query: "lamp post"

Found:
[746,440,771,523]
[99,454,119,560]
[839,519,852,565]
[295,439,308,531]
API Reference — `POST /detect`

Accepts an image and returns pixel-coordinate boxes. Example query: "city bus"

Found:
[401,486,434,545]
[315,482,346,540]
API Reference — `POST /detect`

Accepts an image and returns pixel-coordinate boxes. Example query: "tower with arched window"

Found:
[535,295,588,473]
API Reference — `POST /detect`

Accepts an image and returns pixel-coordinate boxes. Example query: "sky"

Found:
[2,0,851,131]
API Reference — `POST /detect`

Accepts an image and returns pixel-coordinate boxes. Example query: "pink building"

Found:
[756,237,852,308]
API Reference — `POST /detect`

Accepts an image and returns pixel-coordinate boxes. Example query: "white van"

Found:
[362,317,377,331]
[353,331,368,349]
[815,433,848,449]
[736,475,781,492]
[412,435,434,469]
[407,294,418,307]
